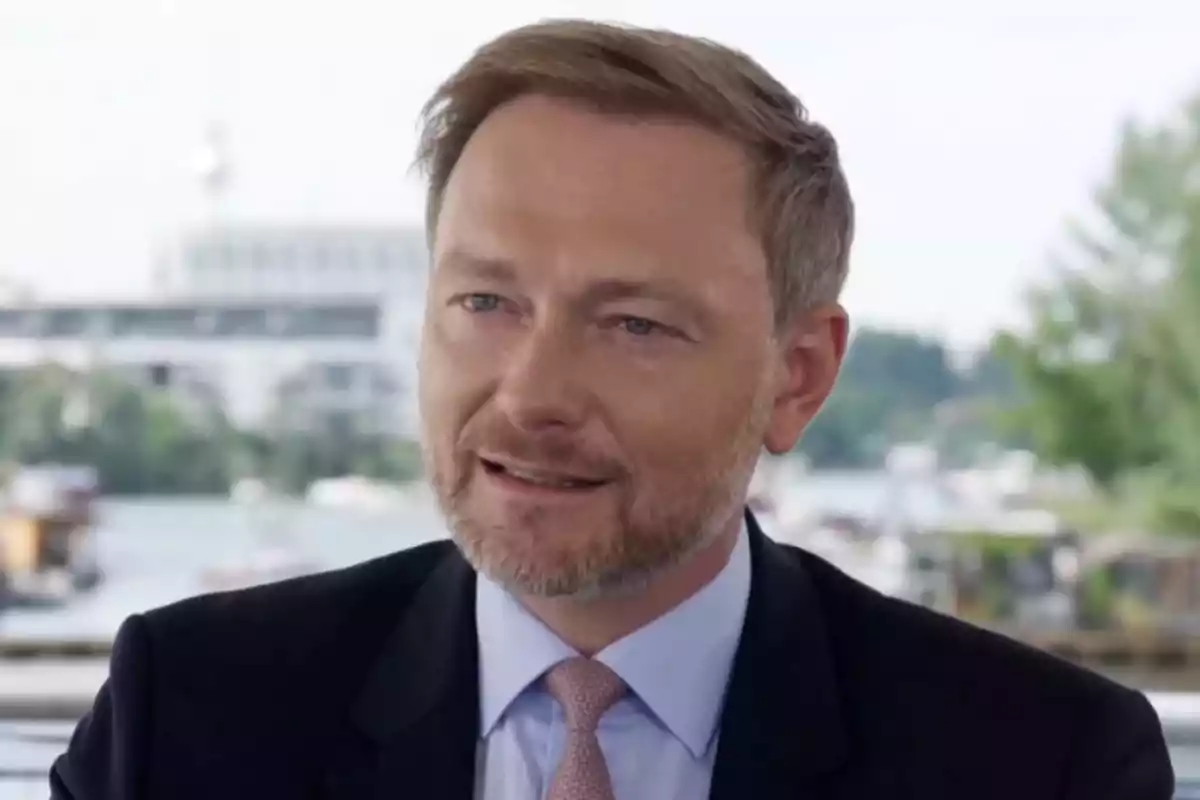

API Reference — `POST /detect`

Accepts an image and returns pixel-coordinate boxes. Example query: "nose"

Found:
[493,326,588,433]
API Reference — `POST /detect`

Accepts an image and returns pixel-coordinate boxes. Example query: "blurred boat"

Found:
[0,464,104,607]
[229,477,273,505]
[305,475,409,512]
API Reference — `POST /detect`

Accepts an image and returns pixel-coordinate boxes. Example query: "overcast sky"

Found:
[1,0,1198,350]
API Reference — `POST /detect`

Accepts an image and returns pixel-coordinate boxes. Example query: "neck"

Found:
[518,517,742,656]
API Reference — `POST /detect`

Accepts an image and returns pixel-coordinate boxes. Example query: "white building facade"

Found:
[0,225,431,437]
[0,297,413,436]
[152,224,428,303]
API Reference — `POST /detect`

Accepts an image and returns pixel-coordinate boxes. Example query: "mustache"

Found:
[462,422,624,480]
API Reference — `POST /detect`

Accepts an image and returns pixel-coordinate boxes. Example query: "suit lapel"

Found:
[709,511,851,800]
[323,548,480,800]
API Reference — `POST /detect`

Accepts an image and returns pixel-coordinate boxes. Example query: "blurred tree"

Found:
[1001,91,1200,533]
[0,366,423,496]
[253,414,424,495]
[0,366,234,494]
[799,328,966,467]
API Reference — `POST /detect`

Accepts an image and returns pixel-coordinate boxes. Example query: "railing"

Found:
[0,639,112,660]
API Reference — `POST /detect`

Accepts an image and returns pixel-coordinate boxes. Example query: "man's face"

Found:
[419,95,840,598]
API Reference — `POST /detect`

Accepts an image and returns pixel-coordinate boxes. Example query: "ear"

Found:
[762,305,850,455]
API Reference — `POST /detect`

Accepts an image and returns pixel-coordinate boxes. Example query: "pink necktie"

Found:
[544,657,627,800]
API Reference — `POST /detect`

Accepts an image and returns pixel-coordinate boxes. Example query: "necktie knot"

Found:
[545,657,626,732]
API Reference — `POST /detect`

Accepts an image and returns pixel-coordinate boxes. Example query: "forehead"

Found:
[434,95,769,295]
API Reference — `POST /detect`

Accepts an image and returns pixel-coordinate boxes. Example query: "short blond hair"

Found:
[416,19,854,324]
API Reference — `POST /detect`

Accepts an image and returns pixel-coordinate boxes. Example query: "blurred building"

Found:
[0,224,430,437]
[0,297,413,435]
[151,224,429,434]
[151,224,427,301]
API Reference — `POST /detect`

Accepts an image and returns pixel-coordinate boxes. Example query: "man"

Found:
[52,19,1171,800]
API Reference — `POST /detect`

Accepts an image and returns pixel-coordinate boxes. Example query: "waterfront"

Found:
[0,472,920,640]
[3,487,1200,795]
[0,496,446,641]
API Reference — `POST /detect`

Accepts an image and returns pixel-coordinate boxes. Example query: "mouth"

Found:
[479,457,609,492]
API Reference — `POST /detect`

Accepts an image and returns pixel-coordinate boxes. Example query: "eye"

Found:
[616,316,665,337]
[457,293,503,313]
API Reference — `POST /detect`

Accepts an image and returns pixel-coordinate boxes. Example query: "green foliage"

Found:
[0,366,231,494]
[0,365,421,496]
[1077,568,1116,630]
[798,328,1023,468]
[799,328,959,467]
[249,416,424,495]
[1001,91,1200,535]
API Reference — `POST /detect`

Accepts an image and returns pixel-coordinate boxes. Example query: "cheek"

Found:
[609,380,767,473]
[423,322,516,407]
[419,346,471,448]
[419,329,509,464]
[610,397,722,473]
[421,320,496,397]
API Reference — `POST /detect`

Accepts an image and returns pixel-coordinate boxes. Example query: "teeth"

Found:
[506,467,590,489]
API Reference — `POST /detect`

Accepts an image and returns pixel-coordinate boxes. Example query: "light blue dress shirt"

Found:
[473,527,751,800]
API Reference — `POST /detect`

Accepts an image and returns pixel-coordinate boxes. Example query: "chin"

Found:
[451,519,632,597]
[493,559,658,602]
[482,531,705,604]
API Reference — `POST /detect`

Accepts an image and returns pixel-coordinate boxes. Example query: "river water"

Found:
[2,486,1199,795]
[2,469,925,639]
[0,497,448,641]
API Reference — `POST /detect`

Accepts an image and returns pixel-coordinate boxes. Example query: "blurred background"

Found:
[4,0,1200,796]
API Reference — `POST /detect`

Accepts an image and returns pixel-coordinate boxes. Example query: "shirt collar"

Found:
[475,524,751,759]
[476,570,576,736]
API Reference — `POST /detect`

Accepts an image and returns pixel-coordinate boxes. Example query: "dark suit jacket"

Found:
[51,512,1173,799]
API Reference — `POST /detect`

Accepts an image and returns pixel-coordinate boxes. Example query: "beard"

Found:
[421,386,773,601]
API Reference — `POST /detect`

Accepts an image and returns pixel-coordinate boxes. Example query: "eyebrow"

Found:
[436,251,518,282]
[580,277,697,308]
